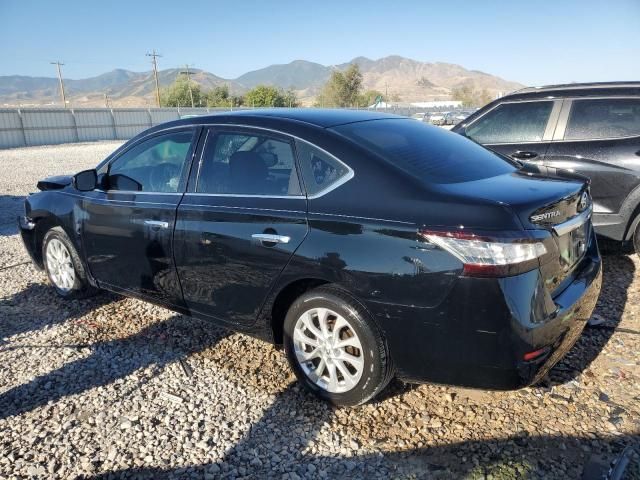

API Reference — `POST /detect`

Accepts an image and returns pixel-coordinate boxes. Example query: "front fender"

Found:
[21,190,87,273]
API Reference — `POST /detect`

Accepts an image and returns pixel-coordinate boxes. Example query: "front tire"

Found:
[42,227,96,299]
[283,285,393,406]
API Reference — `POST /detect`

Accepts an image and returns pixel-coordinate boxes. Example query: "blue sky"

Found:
[1,0,638,86]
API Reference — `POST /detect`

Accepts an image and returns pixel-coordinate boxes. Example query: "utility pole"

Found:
[179,64,195,108]
[146,50,162,107]
[50,61,67,107]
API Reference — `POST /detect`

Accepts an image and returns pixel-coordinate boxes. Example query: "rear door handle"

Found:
[511,151,538,160]
[144,220,169,229]
[251,233,291,244]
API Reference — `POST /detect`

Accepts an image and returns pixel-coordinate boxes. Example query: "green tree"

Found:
[282,88,299,107]
[357,89,384,107]
[205,85,230,107]
[160,75,204,107]
[244,85,294,107]
[318,64,364,107]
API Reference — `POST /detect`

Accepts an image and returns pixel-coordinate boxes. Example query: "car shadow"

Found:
[87,384,639,479]
[545,253,635,387]
[0,283,115,345]
[0,305,228,421]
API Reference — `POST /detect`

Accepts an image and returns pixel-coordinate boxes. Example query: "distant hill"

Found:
[0,55,524,107]
[235,59,330,91]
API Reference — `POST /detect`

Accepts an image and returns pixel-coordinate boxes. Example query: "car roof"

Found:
[171,108,402,129]
[502,81,640,101]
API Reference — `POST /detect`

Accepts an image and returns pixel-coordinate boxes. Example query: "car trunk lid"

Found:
[438,170,592,295]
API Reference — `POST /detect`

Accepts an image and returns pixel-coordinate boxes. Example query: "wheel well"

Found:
[270,278,329,345]
[33,216,59,267]
[625,203,640,241]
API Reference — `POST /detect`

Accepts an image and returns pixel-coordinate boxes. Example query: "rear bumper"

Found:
[368,228,602,390]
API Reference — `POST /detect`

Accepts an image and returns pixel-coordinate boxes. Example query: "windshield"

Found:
[332,118,516,184]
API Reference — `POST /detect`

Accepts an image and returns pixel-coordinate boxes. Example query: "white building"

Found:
[409,100,463,109]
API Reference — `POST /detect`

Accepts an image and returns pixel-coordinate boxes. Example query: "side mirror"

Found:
[73,169,97,191]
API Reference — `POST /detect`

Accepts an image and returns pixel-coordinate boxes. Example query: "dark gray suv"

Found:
[452,82,640,254]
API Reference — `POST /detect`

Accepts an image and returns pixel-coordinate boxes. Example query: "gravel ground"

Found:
[0,141,639,479]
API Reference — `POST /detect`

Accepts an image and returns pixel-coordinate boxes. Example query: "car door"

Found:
[544,97,640,216]
[174,126,308,327]
[463,99,562,163]
[81,128,198,308]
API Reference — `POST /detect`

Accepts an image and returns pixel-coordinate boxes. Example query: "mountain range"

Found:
[0,55,524,107]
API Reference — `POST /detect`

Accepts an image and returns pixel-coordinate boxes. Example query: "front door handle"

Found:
[251,233,291,244]
[144,220,169,229]
[511,151,538,160]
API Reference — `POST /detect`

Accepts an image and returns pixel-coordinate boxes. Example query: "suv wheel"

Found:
[283,285,393,406]
[42,227,96,299]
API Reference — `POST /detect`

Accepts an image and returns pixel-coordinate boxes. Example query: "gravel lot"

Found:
[0,141,639,479]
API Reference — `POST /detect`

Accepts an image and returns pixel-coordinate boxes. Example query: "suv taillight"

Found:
[419,229,548,277]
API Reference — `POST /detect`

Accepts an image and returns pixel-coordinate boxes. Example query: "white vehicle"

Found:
[429,112,446,125]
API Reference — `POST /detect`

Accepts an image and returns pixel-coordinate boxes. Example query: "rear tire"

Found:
[42,227,96,299]
[283,285,393,406]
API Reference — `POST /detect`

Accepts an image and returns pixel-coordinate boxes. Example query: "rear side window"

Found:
[565,98,640,140]
[466,101,554,144]
[197,131,302,196]
[332,119,515,184]
[295,141,351,196]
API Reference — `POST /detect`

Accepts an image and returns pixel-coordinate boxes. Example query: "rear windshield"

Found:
[332,118,516,184]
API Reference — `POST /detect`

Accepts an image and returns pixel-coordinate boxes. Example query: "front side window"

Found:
[295,141,351,196]
[108,130,194,192]
[565,98,640,140]
[197,131,301,196]
[466,101,554,144]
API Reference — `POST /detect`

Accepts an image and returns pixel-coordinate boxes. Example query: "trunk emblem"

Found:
[578,192,589,212]
[531,210,560,222]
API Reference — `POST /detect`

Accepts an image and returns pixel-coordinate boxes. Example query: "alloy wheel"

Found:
[292,307,364,393]
[46,238,75,291]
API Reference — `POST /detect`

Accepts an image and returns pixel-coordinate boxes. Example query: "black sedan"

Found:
[19,109,602,405]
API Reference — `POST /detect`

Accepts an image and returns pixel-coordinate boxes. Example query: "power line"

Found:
[179,64,195,108]
[146,50,162,107]
[50,61,67,108]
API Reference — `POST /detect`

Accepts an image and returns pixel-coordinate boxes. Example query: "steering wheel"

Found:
[149,163,180,192]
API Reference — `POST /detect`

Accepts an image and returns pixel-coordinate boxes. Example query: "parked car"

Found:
[452,82,640,253]
[19,109,602,406]
[429,111,446,125]
[411,112,427,121]
[447,110,474,125]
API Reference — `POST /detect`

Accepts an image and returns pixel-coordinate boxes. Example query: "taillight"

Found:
[419,229,548,277]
